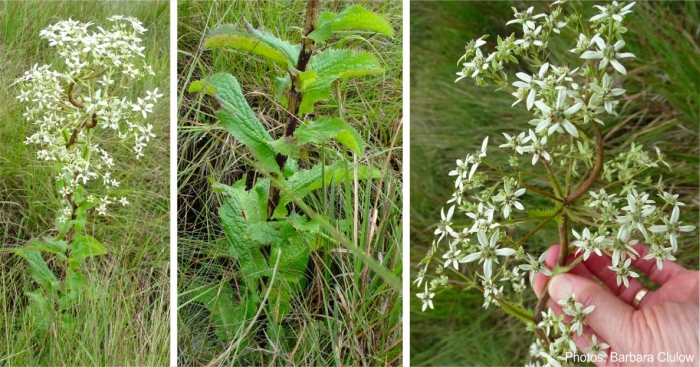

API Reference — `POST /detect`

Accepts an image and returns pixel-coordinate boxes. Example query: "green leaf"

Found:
[309,49,384,79]
[299,50,384,114]
[205,23,300,67]
[26,237,67,257]
[68,234,106,266]
[190,73,281,175]
[308,6,394,43]
[295,117,364,154]
[26,290,52,337]
[14,248,57,288]
[274,162,381,218]
[218,180,273,279]
[269,137,304,160]
[58,271,86,311]
[192,282,257,341]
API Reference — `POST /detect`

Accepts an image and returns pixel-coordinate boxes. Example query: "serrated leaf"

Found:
[25,237,67,257]
[14,248,57,288]
[296,70,318,90]
[309,49,384,79]
[299,50,384,114]
[58,271,86,311]
[269,137,304,159]
[308,6,394,43]
[192,282,257,341]
[190,73,281,175]
[295,117,364,154]
[68,234,106,263]
[274,162,381,218]
[205,23,300,67]
[220,200,268,277]
[218,179,274,279]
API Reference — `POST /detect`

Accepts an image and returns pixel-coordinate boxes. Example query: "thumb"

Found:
[549,273,636,346]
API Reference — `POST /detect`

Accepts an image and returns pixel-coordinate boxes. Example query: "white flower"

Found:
[571,228,604,260]
[658,191,685,208]
[457,48,487,81]
[514,25,544,50]
[589,188,617,208]
[585,334,610,358]
[607,257,639,288]
[435,206,457,241]
[118,197,130,206]
[492,182,526,219]
[563,301,595,336]
[534,88,584,137]
[442,242,462,270]
[518,129,551,165]
[499,131,528,152]
[600,228,640,267]
[589,73,626,115]
[616,189,656,239]
[642,244,676,270]
[513,63,549,110]
[417,283,435,311]
[581,38,636,75]
[649,206,696,252]
[460,229,515,279]
[506,6,546,32]
[466,202,499,234]
[590,1,636,23]
[519,250,551,276]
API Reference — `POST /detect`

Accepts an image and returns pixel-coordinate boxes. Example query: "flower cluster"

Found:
[417,2,695,366]
[14,16,162,222]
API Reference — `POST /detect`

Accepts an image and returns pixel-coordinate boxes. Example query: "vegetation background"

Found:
[0,1,170,365]
[410,1,699,366]
[177,1,402,366]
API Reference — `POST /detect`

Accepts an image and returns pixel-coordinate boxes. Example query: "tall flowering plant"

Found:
[13,16,162,335]
[415,2,695,366]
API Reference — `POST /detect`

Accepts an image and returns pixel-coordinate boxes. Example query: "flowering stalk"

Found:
[416,2,696,366]
[13,16,162,336]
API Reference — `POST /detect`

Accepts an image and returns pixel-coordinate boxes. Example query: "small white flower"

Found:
[616,189,656,239]
[589,188,617,208]
[492,182,526,219]
[513,63,550,110]
[590,1,636,23]
[442,242,462,270]
[460,229,515,279]
[506,6,546,31]
[417,283,435,312]
[571,228,604,260]
[519,250,551,276]
[642,244,676,270]
[581,38,636,75]
[518,129,551,166]
[435,206,457,241]
[534,88,584,137]
[648,206,696,252]
[607,258,639,288]
[585,334,610,358]
[589,73,626,115]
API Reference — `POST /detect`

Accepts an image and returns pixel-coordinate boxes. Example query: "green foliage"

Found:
[309,5,395,43]
[186,2,395,348]
[189,73,281,174]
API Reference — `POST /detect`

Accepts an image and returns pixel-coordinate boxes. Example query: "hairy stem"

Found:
[267,0,319,219]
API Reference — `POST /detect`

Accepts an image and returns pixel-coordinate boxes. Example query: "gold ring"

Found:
[633,288,650,308]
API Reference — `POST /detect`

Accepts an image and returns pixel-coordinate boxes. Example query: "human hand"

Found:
[533,243,699,367]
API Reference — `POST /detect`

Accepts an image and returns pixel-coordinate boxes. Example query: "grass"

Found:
[409,1,699,366]
[176,1,403,366]
[0,1,170,365]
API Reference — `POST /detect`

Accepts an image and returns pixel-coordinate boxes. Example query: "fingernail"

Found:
[549,274,574,302]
